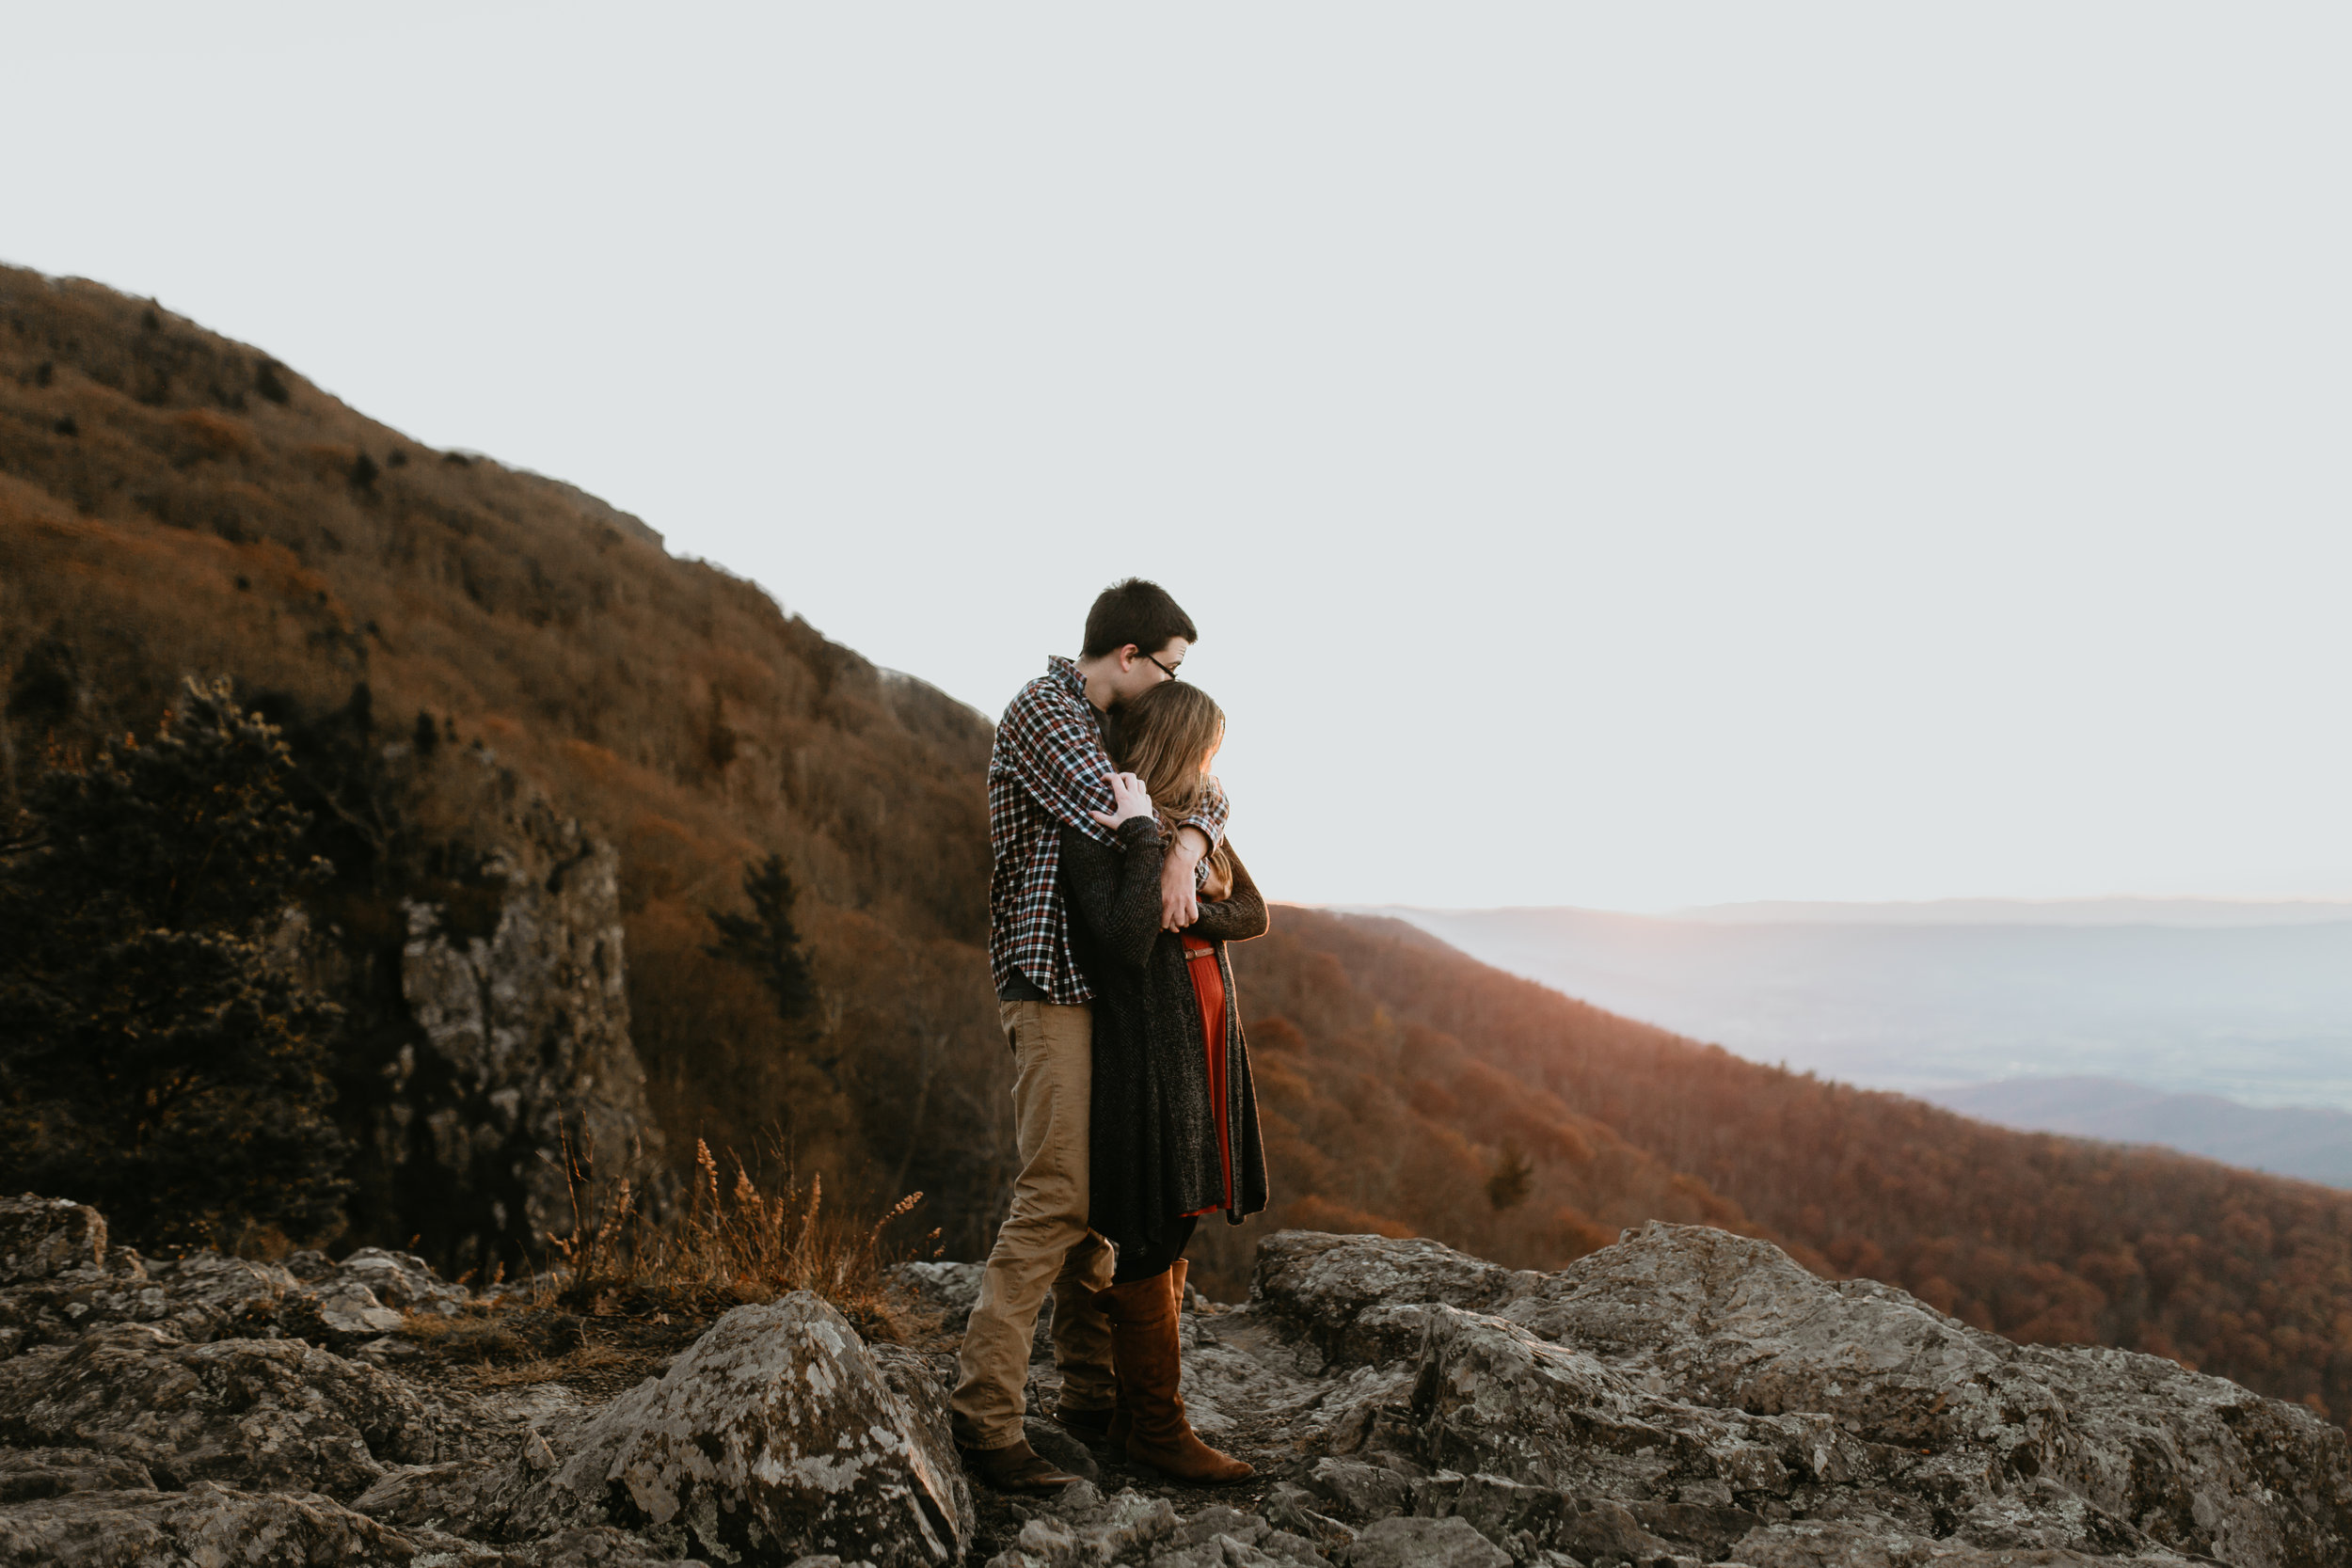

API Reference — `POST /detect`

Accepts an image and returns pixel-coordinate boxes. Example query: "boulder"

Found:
[507,1292,972,1565]
[0,1199,105,1285]
[327,1246,471,1316]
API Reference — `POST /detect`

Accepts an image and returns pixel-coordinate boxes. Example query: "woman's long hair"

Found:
[1118,682,1233,898]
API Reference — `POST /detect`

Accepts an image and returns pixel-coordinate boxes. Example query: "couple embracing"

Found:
[952,578,1269,1495]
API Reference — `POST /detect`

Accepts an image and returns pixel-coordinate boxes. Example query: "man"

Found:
[952,578,1228,1493]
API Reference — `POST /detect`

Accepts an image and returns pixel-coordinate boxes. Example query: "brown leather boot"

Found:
[1092,1269,1252,1484]
[1051,1398,1117,1442]
[957,1435,1081,1495]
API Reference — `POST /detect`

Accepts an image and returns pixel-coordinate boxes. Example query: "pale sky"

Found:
[9,4,2350,911]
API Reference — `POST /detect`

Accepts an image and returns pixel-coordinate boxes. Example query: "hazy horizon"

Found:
[1363,900,2352,1118]
[1361,895,2352,927]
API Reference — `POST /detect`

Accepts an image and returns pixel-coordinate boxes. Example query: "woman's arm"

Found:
[1187,843,1268,942]
[1058,818,1169,972]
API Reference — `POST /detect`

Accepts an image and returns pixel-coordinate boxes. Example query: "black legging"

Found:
[1109,1213,1199,1285]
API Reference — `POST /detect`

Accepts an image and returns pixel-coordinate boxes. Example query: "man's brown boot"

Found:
[1051,1399,1117,1442]
[1056,1394,1132,1446]
[958,1436,1081,1495]
[1049,1267,1120,1444]
[1092,1269,1251,1484]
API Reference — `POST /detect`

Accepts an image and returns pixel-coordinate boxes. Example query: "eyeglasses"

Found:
[1146,652,1182,681]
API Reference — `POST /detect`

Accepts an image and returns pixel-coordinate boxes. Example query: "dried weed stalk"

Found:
[545,1125,923,1340]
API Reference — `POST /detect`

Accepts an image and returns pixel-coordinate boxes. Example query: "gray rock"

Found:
[286,1279,408,1346]
[329,1245,470,1316]
[355,1453,518,1532]
[1339,1514,1513,1568]
[0,1236,483,1360]
[496,1524,713,1565]
[1413,1469,1576,1551]
[0,1247,289,1355]
[1265,1481,1358,1550]
[890,1260,984,1336]
[8,1205,2349,1568]
[1252,1232,1538,1368]
[0,1448,155,1504]
[0,1198,104,1285]
[1305,1455,1410,1521]
[0,1481,430,1566]
[1247,1225,2352,1568]
[391,792,670,1264]
[507,1292,971,1565]
[978,1482,1179,1567]
[0,1321,470,1498]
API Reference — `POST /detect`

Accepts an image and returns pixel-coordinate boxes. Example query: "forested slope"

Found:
[5,266,2346,1425]
[0,266,1020,1255]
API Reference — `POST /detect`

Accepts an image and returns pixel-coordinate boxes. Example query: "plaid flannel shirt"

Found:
[988,656,1229,1006]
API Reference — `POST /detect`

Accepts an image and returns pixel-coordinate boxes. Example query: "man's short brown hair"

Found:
[1082,578,1199,659]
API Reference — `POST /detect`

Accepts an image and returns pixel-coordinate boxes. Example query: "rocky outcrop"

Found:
[984,1223,2349,1568]
[4,1204,2348,1566]
[1290,1225,2345,1567]
[374,784,670,1266]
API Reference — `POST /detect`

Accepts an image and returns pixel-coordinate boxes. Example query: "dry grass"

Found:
[543,1137,930,1342]
[472,1343,634,1389]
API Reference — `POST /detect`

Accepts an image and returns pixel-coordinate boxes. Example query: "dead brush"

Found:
[544,1130,924,1341]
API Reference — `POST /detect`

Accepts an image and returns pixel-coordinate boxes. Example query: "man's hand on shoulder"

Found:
[1161,827,1207,930]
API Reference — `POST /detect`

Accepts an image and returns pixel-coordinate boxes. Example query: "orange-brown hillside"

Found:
[5,265,2348,1425]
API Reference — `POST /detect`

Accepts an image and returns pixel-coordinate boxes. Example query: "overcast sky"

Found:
[9,4,2349,911]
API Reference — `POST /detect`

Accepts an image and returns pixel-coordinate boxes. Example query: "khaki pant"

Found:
[950,1000,1118,1449]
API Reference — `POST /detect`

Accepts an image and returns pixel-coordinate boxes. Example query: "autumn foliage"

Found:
[4,265,2348,1426]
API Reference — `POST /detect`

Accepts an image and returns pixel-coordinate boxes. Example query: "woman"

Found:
[1057,680,1268,1484]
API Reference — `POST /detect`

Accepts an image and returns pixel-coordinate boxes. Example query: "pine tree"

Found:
[706,853,816,1023]
[0,678,349,1248]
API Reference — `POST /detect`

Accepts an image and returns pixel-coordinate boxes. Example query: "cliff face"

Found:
[1,1193,2344,1568]
[386,785,666,1266]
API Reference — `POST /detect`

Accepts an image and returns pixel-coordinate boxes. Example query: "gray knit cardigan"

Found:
[1059,816,1270,1254]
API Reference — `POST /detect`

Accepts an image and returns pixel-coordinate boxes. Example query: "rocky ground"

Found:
[2,1194,2346,1567]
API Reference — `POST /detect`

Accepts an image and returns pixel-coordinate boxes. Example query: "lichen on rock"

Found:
[4,1204,2350,1567]
[507,1292,972,1565]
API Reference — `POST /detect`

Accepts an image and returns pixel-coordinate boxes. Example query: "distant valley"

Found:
[1923,1075,2352,1186]
[1365,900,2352,1186]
